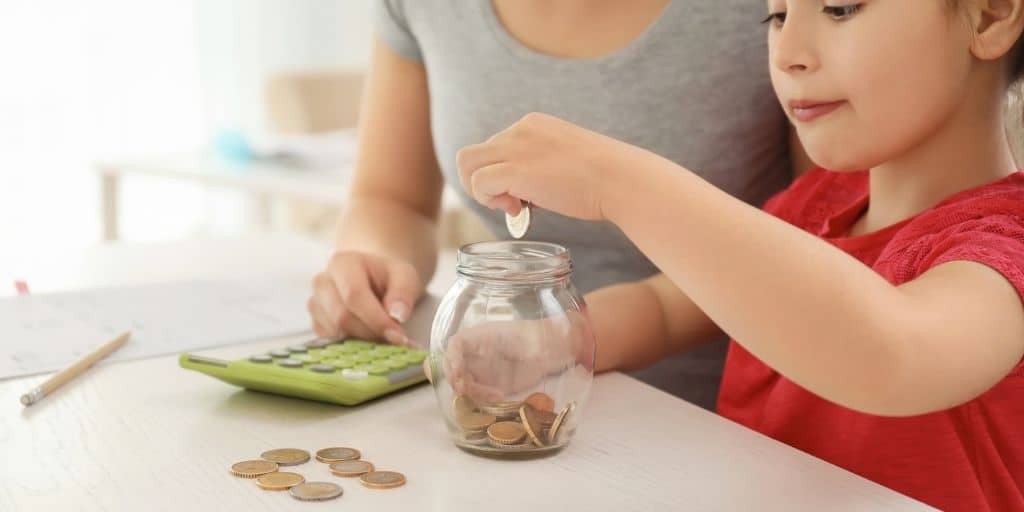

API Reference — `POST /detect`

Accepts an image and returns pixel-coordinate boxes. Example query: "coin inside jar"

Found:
[230,460,279,478]
[260,448,310,466]
[330,460,375,477]
[487,421,527,445]
[505,201,531,239]
[548,401,577,445]
[289,481,344,501]
[256,471,305,490]
[524,392,555,413]
[456,412,497,432]
[360,471,406,489]
[520,404,557,447]
[315,447,361,463]
[453,395,477,418]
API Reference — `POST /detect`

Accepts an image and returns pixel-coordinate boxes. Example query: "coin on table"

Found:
[505,201,531,239]
[524,392,555,413]
[230,460,279,478]
[456,412,497,432]
[548,401,577,445]
[289,481,344,501]
[256,471,305,490]
[330,460,375,477]
[315,447,361,463]
[487,421,527,445]
[260,448,310,466]
[360,471,406,489]
[520,404,557,447]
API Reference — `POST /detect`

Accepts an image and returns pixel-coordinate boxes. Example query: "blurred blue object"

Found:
[213,129,254,163]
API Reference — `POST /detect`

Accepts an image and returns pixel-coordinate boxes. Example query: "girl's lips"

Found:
[789,100,846,122]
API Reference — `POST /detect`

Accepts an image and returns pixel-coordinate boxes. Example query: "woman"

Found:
[307,0,809,410]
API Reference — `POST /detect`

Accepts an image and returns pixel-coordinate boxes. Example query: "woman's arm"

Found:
[337,36,444,282]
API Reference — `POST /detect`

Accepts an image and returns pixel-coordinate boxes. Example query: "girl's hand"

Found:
[456,113,646,221]
[439,313,595,404]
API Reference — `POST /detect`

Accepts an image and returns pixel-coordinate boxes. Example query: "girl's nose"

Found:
[770,18,820,75]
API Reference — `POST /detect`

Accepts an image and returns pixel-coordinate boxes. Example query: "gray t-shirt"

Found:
[373,0,791,410]
[374,0,791,294]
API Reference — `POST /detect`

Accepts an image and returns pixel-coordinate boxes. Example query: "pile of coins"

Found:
[453,392,577,452]
[229,446,406,502]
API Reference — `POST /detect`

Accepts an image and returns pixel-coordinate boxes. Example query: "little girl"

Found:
[453,0,1024,509]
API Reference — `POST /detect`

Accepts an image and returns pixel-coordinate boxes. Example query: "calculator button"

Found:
[344,340,375,349]
[383,358,408,370]
[307,348,324,357]
[365,364,390,376]
[369,350,391,360]
[249,354,273,363]
[401,351,427,364]
[287,345,308,353]
[278,359,303,368]
[270,349,291,358]
[342,369,368,380]
[328,357,355,369]
[291,354,315,364]
[310,364,335,373]
[353,353,375,363]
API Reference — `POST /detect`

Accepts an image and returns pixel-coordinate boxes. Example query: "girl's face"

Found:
[766,0,975,171]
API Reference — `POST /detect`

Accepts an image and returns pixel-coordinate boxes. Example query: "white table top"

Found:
[0,234,934,511]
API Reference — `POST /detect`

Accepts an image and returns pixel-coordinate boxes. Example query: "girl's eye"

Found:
[822,4,862,21]
[760,12,787,28]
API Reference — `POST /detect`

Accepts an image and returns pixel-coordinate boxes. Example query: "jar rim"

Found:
[457,241,572,282]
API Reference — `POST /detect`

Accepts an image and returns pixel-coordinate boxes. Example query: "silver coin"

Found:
[249,354,272,363]
[287,345,308,353]
[278,359,303,368]
[310,364,335,373]
[269,349,291,358]
[289,481,343,501]
[505,202,531,239]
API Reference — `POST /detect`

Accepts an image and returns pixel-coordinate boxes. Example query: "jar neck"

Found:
[456,241,573,285]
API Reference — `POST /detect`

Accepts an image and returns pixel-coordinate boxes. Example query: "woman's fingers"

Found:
[328,254,405,345]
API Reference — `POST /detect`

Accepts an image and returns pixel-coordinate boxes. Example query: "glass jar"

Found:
[429,241,595,458]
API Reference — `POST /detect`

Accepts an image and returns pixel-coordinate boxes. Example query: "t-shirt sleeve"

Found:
[372,0,423,62]
[924,215,1024,307]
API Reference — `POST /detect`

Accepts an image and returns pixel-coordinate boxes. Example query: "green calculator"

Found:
[179,339,429,406]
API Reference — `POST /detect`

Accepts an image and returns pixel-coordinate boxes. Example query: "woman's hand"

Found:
[307,250,424,346]
[456,112,647,221]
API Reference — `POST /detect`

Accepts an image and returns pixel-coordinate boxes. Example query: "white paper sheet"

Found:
[0,276,313,380]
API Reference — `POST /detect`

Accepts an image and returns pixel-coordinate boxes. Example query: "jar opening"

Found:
[457,241,572,283]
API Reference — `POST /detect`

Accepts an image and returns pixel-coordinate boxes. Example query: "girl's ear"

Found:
[969,0,1024,70]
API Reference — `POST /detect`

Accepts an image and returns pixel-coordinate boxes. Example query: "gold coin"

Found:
[487,421,527,445]
[289,481,344,501]
[456,412,496,431]
[330,460,375,477]
[256,471,305,490]
[548,401,577,445]
[479,401,522,420]
[453,395,477,417]
[260,448,310,466]
[230,460,279,478]
[487,437,534,450]
[315,447,361,463]
[524,392,555,413]
[360,470,406,489]
[519,404,557,447]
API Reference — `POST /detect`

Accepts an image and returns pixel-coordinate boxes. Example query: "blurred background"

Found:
[0,1,1021,283]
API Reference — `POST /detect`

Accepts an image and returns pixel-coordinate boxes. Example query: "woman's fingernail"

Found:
[384,328,407,346]
[388,302,409,323]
